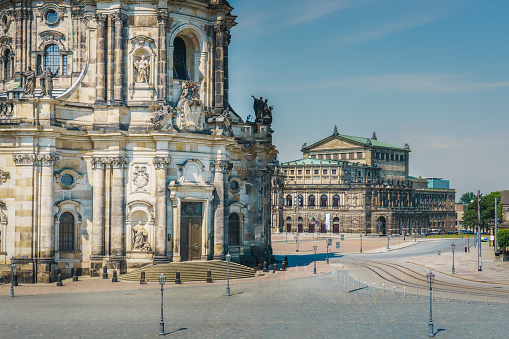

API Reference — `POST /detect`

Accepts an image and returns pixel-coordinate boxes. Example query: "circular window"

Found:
[61,174,74,186]
[229,180,239,191]
[45,10,58,25]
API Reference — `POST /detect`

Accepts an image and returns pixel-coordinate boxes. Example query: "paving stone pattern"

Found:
[1,272,508,338]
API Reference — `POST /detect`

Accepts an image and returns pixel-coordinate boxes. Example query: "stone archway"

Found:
[377,216,387,235]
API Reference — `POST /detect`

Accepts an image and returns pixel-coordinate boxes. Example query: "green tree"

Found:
[461,191,502,231]
[459,192,475,204]
[497,229,509,254]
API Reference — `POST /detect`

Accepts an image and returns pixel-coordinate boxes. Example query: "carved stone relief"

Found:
[132,165,149,191]
[175,81,205,132]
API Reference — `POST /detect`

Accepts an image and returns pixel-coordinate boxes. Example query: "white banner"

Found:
[325,213,331,230]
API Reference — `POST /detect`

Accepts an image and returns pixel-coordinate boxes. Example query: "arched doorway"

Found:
[59,212,75,251]
[332,217,340,233]
[286,217,292,233]
[308,218,315,233]
[228,214,240,246]
[320,220,327,233]
[298,217,303,233]
[377,216,386,235]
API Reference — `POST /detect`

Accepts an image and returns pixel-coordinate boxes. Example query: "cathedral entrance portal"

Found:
[180,202,203,261]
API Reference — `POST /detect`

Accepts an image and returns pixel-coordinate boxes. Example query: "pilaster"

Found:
[153,157,171,261]
[212,159,229,259]
[110,157,128,257]
[91,157,107,258]
[38,153,59,259]
[213,17,230,113]
[157,9,169,104]
[95,14,107,104]
[113,13,127,104]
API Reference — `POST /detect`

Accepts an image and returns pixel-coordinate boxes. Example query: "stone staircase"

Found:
[119,260,255,283]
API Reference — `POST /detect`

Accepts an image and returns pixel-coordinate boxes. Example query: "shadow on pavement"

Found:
[163,328,187,336]
[273,253,344,268]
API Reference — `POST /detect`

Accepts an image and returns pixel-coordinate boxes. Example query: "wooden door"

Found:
[181,202,203,261]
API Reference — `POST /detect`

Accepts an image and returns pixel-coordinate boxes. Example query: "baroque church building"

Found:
[272,127,456,236]
[0,0,277,283]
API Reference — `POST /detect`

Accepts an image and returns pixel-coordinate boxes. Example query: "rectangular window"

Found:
[341,153,347,160]
[391,154,394,161]
[62,55,68,75]
[333,154,339,160]
[349,153,355,159]
[323,169,328,175]
[314,169,319,175]
[290,170,294,175]
[310,155,316,159]
[305,170,310,175]
[297,170,302,175]
[326,154,331,160]
[357,152,363,159]
[332,169,337,175]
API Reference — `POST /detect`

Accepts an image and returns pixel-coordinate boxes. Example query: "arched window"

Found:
[298,217,303,233]
[286,216,292,233]
[320,195,328,207]
[3,49,10,79]
[308,195,315,207]
[59,212,74,251]
[286,195,292,207]
[228,214,240,246]
[333,195,340,207]
[333,217,340,233]
[173,37,189,80]
[298,194,304,207]
[44,44,60,75]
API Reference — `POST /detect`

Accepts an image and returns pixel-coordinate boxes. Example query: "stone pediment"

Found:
[308,137,363,152]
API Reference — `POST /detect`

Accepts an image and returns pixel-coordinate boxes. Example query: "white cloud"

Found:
[270,73,509,94]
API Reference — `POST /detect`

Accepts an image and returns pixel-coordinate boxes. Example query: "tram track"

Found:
[341,260,509,298]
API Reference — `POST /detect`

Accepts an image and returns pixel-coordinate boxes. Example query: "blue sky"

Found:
[227,0,509,199]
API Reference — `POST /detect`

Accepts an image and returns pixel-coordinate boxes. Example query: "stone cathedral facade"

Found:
[0,0,277,283]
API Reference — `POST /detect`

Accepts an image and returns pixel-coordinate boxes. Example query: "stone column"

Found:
[213,17,230,113]
[71,7,81,75]
[38,154,59,258]
[213,158,229,259]
[95,14,107,104]
[91,157,106,257]
[106,15,115,103]
[153,157,171,260]
[110,157,128,257]
[157,9,168,104]
[113,13,126,104]
[14,9,22,74]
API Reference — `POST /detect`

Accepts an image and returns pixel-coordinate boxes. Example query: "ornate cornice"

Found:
[13,154,37,166]
[95,13,107,25]
[153,157,171,169]
[38,154,59,166]
[91,157,109,169]
[91,157,129,169]
[71,7,85,19]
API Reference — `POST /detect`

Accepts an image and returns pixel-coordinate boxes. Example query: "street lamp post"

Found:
[10,256,15,298]
[158,272,166,336]
[426,270,435,337]
[313,245,317,274]
[387,234,390,250]
[477,190,482,271]
[295,193,300,252]
[360,233,363,254]
[226,252,231,296]
[451,243,456,274]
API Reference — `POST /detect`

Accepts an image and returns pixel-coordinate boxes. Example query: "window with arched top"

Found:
[59,212,74,251]
[333,217,340,233]
[286,216,292,232]
[173,37,189,80]
[3,49,10,79]
[320,195,328,207]
[308,195,315,207]
[286,195,292,207]
[228,213,240,246]
[333,195,340,207]
[44,44,60,75]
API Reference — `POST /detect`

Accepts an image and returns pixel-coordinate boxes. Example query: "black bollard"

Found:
[13,274,18,286]
[56,273,63,287]
[206,270,213,283]
[175,271,182,284]
[140,271,146,284]
[112,269,118,283]
[102,266,108,279]
[263,261,268,272]
[273,264,277,273]
[72,269,79,282]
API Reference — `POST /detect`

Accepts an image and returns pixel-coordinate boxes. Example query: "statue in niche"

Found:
[22,67,36,96]
[134,55,150,84]
[40,67,58,97]
[132,221,151,251]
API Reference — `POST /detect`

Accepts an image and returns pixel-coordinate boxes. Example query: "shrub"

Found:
[497,229,509,253]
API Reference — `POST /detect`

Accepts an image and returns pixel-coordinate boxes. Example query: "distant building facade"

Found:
[272,127,456,235]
